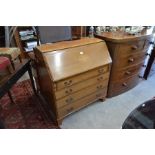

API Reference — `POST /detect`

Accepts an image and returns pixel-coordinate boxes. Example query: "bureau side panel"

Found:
[34,48,58,120]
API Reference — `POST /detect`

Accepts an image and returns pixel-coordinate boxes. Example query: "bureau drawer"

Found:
[118,40,145,57]
[55,72,110,99]
[55,65,109,90]
[56,81,108,108]
[57,88,107,119]
[116,52,146,69]
[108,75,141,97]
[112,62,143,81]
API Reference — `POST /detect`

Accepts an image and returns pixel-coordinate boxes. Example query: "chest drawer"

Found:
[57,88,107,119]
[108,75,141,97]
[56,81,108,108]
[112,62,143,81]
[116,52,146,69]
[55,65,109,90]
[144,39,152,50]
[118,40,145,57]
[54,72,110,99]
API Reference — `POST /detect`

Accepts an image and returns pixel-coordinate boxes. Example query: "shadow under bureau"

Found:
[95,29,153,97]
[34,38,112,125]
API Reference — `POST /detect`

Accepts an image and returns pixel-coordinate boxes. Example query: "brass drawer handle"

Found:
[122,82,128,87]
[128,58,134,62]
[66,97,74,104]
[97,85,103,90]
[65,89,73,94]
[131,45,138,50]
[66,107,74,113]
[97,76,104,81]
[125,71,131,75]
[64,80,73,86]
[98,68,105,74]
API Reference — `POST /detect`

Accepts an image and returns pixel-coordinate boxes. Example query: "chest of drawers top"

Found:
[95,28,153,43]
[35,38,112,82]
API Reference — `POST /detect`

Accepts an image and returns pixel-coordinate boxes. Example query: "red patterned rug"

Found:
[0,80,59,129]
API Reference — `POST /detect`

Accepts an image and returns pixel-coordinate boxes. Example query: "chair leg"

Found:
[8,90,14,104]
[6,65,12,74]
[10,60,15,70]
[18,55,22,63]
[27,65,37,94]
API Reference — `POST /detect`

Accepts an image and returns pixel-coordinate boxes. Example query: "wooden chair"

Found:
[0,48,22,70]
[143,46,155,79]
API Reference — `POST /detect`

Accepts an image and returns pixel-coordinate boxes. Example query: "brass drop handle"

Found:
[97,76,103,81]
[64,80,73,86]
[96,93,101,98]
[125,71,131,75]
[128,58,134,62]
[66,107,74,113]
[131,45,138,50]
[97,85,103,90]
[66,97,74,103]
[98,68,104,74]
[65,89,73,94]
[122,83,128,87]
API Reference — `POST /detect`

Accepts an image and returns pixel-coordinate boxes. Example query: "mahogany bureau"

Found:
[95,29,153,97]
[34,38,112,125]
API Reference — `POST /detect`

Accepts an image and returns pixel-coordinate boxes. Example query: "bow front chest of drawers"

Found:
[34,38,112,125]
[96,29,153,97]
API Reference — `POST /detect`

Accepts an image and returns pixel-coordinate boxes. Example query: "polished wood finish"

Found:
[95,28,153,97]
[55,73,109,99]
[34,38,112,125]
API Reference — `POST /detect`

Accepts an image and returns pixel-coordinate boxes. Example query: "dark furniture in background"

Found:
[37,26,72,44]
[14,26,38,58]
[71,26,87,39]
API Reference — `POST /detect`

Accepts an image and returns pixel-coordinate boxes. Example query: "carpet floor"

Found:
[0,80,58,129]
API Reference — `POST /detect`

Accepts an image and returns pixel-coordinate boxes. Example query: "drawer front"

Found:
[108,75,141,97]
[111,62,143,81]
[56,82,108,108]
[55,65,109,90]
[118,40,145,57]
[57,88,107,119]
[55,72,110,99]
[116,52,146,69]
